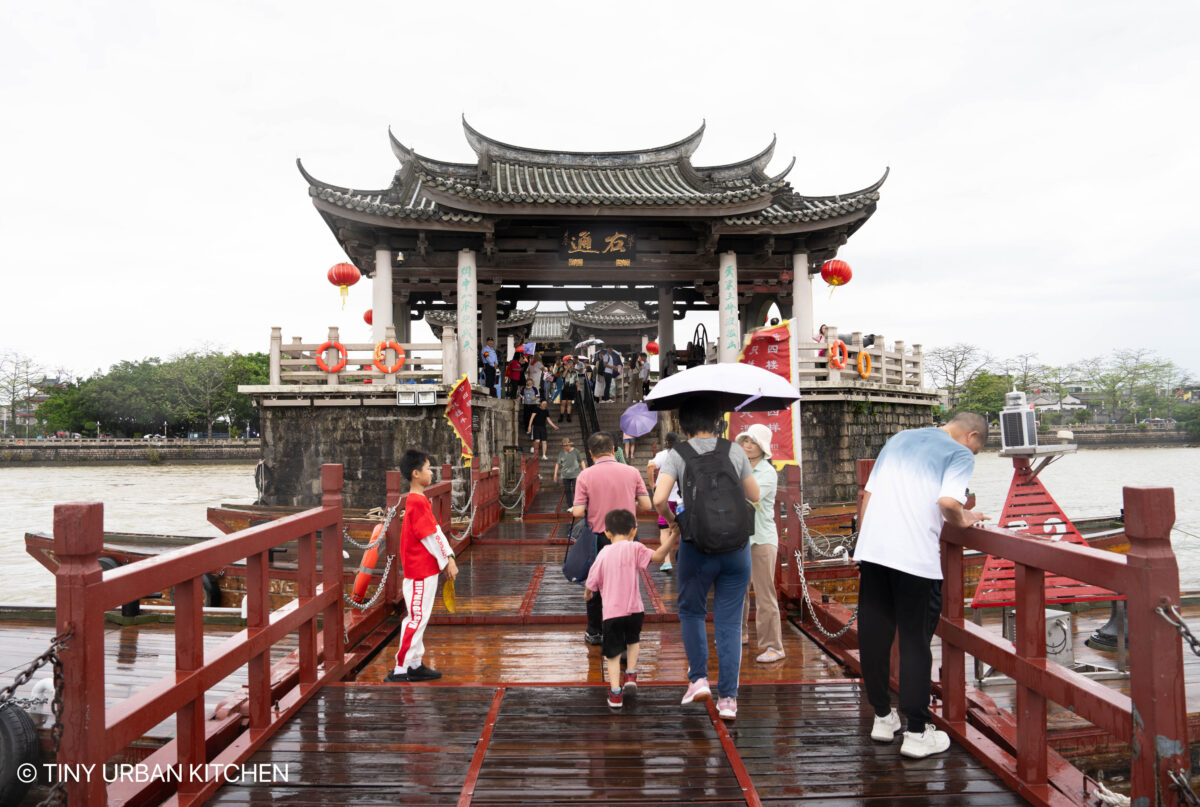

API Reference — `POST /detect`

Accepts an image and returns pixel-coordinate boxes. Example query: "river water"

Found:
[1,448,1197,605]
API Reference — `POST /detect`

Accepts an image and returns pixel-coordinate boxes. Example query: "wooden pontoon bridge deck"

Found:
[23,462,1191,806]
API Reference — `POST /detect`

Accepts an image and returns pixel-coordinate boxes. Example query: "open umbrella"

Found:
[645,362,800,413]
[575,338,605,352]
[619,403,658,438]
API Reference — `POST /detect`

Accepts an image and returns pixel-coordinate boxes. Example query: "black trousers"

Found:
[585,530,612,634]
[483,364,497,393]
[856,560,943,734]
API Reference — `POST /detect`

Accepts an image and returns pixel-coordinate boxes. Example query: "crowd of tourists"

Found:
[478,337,650,405]
[386,388,989,762]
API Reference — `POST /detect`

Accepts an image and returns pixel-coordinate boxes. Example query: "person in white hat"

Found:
[735,423,785,663]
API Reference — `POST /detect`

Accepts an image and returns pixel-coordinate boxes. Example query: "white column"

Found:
[792,253,813,349]
[269,327,282,385]
[457,249,478,385]
[718,251,740,363]
[441,327,459,385]
[373,248,394,344]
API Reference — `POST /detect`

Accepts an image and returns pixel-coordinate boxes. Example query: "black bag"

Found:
[561,515,597,584]
[676,438,752,554]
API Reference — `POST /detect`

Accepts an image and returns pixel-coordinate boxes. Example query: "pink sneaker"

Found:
[681,677,711,705]
[716,697,737,720]
[607,689,623,708]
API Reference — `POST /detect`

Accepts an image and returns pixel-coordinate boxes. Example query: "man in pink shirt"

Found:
[572,432,652,644]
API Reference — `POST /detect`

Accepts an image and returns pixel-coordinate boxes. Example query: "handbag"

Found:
[561,514,597,584]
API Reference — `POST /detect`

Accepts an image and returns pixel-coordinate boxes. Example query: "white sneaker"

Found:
[900,724,951,758]
[755,647,786,663]
[870,708,902,742]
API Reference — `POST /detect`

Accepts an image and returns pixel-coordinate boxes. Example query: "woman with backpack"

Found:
[652,395,759,721]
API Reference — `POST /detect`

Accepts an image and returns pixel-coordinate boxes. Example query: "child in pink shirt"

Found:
[584,508,677,709]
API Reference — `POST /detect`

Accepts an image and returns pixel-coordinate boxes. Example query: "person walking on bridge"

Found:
[572,432,651,645]
[853,412,988,758]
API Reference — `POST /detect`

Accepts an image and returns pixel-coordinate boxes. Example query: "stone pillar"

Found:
[657,285,674,376]
[325,326,341,386]
[792,253,813,348]
[481,291,497,347]
[457,250,478,385]
[372,248,394,343]
[442,326,459,385]
[718,251,740,363]
[392,294,410,343]
[269,327,282,385]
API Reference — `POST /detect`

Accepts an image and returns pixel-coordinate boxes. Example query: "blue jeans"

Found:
[676,537,751,698]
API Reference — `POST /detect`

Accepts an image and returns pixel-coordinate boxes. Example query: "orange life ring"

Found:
[351,523,385,603]
[372,341,407,374]
[857,351,872,379]
[828,340,848,370]
[315,341,348,373]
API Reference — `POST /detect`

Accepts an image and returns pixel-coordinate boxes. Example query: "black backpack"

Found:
[676,438,752,554]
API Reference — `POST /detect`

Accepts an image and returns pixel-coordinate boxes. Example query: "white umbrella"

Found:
[574,338,605,352]
[645,362,799,412]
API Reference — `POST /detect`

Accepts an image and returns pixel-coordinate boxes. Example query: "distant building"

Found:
[1030,393,1085,412]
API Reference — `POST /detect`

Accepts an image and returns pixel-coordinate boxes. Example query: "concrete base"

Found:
[254,387,518,509]
[799,390,938,503]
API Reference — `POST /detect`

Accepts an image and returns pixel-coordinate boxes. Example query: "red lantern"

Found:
[645,341,659,355]
[820,259,852,288]
[363,309,373,325]
[327,262,361,309]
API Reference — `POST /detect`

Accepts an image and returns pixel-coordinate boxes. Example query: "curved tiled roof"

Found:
[568,301,655,327]
[425,307,538,327]
[298,159,484,224]
[722,169,889,226]
[300,121,884,232]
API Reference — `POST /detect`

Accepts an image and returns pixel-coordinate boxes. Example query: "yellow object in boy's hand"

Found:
[442,578,457,614]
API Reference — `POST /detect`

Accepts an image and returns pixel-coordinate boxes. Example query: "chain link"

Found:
[451,482,475,516]
[449,506,478,542]
[1156,603,1200,657]
[0,629,72,807]
[1089,779,1131,807]
[343,555,396,611]
[792,502,857,560]
[343,504,400,550]
[500,469,526,498]
[793,549,859,639]
[1169,769,1200,806]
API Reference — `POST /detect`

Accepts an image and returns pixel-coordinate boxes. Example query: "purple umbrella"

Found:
[619,403,658,438]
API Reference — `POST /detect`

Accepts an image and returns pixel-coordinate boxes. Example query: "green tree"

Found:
[955,370,1010,419]
[83,358,170,435]
[37,383,93,434]
[161,350,237,438]
[926,343,992,411]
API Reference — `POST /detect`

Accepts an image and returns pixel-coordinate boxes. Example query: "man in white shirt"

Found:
[852,412,987,759]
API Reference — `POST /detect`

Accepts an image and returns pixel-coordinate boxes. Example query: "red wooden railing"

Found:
[55,464,348,806]
[522,454,541,514]
[940,486,1187,806]
[778,457,1189,806]
[469,457,502,537]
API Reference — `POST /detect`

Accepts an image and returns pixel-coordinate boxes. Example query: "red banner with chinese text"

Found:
[727,322,798,465]
[444,375,473,461]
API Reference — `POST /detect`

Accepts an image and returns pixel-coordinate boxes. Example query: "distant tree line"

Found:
[924,344,1197,436]
[0,349,269,438]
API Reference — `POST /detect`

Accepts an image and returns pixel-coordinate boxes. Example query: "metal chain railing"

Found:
[0,629,72,806]
[451,482,476,516]
[343,504,400,550]
[793,549,859,639]
[500,469,526,498]
[1169,769,1200,806]
[1156,603,1200,657]
[793,502,857,560]
[449,506,479,542]
[343,554,396,611]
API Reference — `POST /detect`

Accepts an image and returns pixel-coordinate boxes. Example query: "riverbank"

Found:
[984,428,1191,451]
[0,439,260,466]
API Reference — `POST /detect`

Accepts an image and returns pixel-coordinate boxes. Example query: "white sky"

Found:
[2,1,1197,379]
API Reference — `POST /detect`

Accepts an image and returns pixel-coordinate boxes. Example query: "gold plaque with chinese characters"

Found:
[560,226,636,267]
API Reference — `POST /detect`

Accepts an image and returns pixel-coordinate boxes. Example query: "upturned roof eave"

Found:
[462,116,707,166]
[311,197,495,233]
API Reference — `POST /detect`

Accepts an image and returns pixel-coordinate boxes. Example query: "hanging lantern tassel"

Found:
[327,262,361,311]
[820,259,853,299]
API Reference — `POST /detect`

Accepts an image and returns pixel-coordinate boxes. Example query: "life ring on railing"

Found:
[351,523,385,604]
[857,351,872,379]
[372,341,407,374]
[828,340,848,370]
[315,341,348,373]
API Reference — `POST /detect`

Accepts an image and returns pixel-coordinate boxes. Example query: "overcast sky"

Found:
[2,1,1197,380]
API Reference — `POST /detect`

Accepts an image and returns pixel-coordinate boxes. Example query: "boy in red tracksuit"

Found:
[386,449,459,682]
